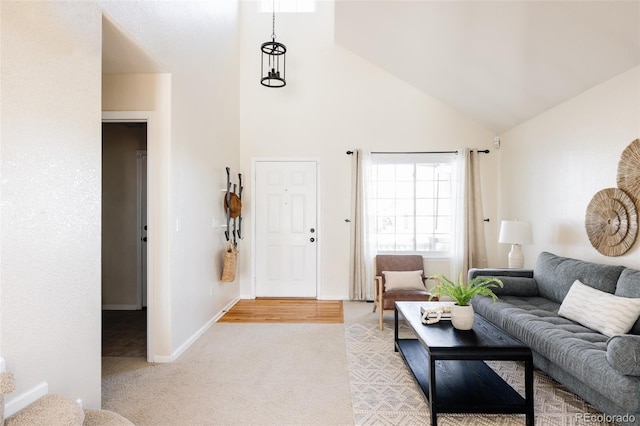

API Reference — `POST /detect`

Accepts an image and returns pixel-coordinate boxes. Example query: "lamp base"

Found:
[508,244,525,268]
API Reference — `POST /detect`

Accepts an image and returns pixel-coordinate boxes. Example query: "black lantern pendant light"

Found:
[260,3,286,88]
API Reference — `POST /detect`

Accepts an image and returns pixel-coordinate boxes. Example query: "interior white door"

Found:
[137,150,148,308]
[255,161,317,298]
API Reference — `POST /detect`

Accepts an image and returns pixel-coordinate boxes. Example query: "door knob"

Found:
[310,237,315,243]
[310,228,315,233]
[142,237,147,242]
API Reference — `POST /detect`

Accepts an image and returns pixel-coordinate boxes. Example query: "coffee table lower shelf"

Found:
[396,339,531,423]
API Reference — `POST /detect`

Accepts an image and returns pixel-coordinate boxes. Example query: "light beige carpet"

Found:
[102,302,616,426]
[102,322,353,425]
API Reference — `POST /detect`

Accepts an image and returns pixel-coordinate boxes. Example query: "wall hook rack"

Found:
[224,167,243,246]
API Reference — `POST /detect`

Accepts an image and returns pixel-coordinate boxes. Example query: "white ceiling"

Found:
[335,1,640,133]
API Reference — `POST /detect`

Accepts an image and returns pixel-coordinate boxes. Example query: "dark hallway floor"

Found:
[102,309,147,358]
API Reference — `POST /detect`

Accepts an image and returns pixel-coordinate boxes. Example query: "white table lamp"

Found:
[499,220,533,268]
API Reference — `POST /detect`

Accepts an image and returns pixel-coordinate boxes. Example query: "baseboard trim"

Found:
[151,297,240,364]
[317,294,349,301]
[4,381,48,418]
[215,297,240,322]
[102,304,139,310]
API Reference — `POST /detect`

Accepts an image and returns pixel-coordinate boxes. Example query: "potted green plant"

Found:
[428,273,503,330]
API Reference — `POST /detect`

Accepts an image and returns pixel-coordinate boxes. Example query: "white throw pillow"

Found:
[382,270,425,291]
[558,279,640,337]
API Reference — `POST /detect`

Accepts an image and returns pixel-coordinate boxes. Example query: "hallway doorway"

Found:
[102,122,148,358]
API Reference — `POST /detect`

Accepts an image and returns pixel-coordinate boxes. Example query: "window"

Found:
[367,153,455,256]
[259,0,316,13]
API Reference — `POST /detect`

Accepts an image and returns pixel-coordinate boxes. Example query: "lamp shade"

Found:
[499,220,533,245]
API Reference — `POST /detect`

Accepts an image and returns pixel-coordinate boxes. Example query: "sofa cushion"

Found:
[534,252,625,304]
[473,295,640,412]
[558,280,640,337]
[615,268,640,335]
[381,289,431,310]
[382,270,424,291]
[472,295,563,333]
[607,335,640,376]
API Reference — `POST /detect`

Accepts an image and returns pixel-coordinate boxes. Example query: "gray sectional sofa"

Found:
[469,251,640,425]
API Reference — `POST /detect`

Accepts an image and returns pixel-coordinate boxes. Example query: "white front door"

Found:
[255,161,317,298]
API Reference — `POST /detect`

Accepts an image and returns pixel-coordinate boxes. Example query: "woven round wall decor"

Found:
[617,138,640,203]
[585,187,638,256]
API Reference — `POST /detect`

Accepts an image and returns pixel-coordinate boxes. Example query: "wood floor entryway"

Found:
[218,299,344,323]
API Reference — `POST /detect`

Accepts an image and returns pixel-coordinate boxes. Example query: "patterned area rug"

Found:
[345,316,615,426]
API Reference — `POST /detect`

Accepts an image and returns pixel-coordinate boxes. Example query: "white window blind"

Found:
[259,0,316,13]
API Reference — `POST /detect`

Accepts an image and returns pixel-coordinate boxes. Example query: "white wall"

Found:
[1,0,240,408]
[239,1,497,299]
[99,0,241,358]
[499,66,640,269]
[1,1,103,407]
[99,1,242,357]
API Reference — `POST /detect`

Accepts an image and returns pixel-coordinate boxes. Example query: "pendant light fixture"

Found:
[260,2,286,88]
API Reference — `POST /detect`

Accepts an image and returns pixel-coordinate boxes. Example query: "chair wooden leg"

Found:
[372,301,377,313]
[379,307,384,330]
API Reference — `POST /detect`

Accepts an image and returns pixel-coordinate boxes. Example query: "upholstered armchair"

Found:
[372,254,436,330]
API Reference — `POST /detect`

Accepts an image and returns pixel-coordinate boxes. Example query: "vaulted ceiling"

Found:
[335,1,640,133]
[102,1,640,134]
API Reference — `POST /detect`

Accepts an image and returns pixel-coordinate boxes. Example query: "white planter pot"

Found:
[451,304,475,330]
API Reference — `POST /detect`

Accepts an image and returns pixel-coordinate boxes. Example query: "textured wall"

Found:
[1,0,241,409]
[1,1,103,407]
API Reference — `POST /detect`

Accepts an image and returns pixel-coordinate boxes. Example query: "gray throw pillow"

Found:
[606,335,640,376]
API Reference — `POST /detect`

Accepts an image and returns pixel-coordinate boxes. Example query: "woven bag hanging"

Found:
[221,241,238,282]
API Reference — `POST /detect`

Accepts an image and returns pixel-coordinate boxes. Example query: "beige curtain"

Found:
[453,148,488,277]
[349,149,374,300]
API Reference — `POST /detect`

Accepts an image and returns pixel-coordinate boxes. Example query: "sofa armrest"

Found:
[468,268,539,297]
[607,334,640,376]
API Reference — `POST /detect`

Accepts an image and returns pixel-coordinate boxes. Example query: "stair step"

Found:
[5,394,83,426]
[83,409,134,426]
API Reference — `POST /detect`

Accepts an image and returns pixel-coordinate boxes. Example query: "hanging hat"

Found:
[224,193,242,218]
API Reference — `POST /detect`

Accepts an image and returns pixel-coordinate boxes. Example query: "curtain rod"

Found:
[345,149,489,155]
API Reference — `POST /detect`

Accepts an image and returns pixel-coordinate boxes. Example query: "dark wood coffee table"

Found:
[394,301,534,425]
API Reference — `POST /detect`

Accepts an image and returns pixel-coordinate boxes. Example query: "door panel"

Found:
[138,151,148,308]
[255,161,317,297]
